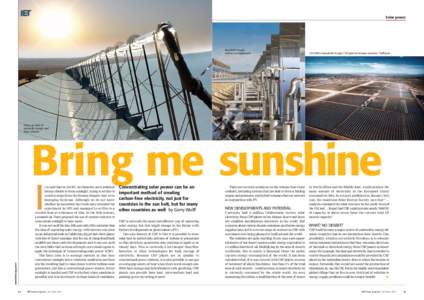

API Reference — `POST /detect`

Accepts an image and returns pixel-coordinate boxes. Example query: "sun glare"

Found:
[37,9,74,39]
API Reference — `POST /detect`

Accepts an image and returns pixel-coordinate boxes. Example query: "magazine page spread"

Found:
[1,0,424,299]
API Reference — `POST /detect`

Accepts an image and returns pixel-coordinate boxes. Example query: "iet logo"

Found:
[20,9,31,17]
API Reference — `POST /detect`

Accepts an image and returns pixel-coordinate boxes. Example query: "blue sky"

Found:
[306,57,424,76]
[213,22,279,72]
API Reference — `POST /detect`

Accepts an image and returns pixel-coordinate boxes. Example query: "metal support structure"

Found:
[125,49,141,114]
[105,53,118,105]
[99,55,111,101]
[154,33,179,140]
[114,50,129,109]
[128,45,148,128]
[142,44,161,125]
[282,78,303,140]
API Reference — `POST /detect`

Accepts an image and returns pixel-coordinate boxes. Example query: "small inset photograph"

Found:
[212,22,305,140]
[19,0,211,140]
[305,56,424,140]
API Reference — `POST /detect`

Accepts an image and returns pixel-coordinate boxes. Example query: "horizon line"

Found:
[18,48,212,60]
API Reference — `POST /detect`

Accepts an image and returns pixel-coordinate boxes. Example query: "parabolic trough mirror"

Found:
[212,22,305,141]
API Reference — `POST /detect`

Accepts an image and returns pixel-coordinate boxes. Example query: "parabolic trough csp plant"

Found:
[212,23,305,140]
[305,57,424,140]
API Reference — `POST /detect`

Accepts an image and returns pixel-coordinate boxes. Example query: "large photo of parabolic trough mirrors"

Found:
[18,0,211,140]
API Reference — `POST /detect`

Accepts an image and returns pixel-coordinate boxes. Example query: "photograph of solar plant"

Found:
[212,23,305,140]
[305,57,424,140]
[18,0,211,140]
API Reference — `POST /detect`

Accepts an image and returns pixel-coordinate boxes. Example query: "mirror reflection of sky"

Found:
[306,57,424,76]
[213,23,279,72]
